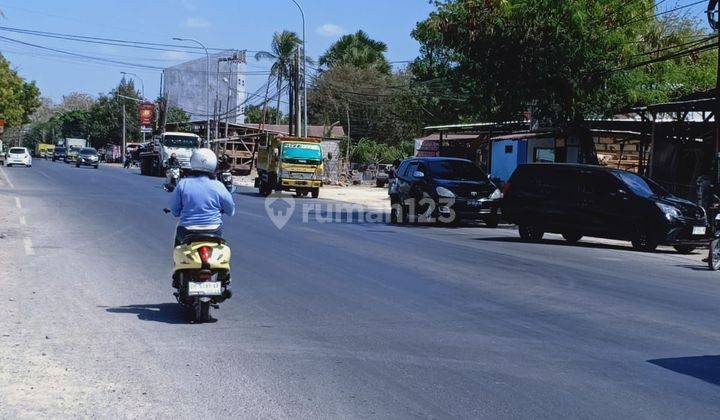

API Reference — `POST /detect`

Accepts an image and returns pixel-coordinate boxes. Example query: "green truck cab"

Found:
[255,136,324,198]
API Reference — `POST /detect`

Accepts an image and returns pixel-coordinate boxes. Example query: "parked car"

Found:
[389,157,502,226]
[5,147,32,167]
[75,147,99,168]
[502,163,708,253]
[52,147,67,162]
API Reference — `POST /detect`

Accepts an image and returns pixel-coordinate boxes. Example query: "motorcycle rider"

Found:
[167,152,181,169]
[170,148,235,249]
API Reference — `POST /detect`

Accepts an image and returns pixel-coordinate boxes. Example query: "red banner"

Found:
[138,102,155,127]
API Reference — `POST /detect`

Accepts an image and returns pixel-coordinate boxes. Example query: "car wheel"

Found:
[76,163,80,168]
[94,165,99,169]
[673,245,696,254]
[631,230,660,252]
[709,239,720,271]
[562,232,583,243]
[311,188,319,199]
[519,224,544,242]
[485,212,500,228]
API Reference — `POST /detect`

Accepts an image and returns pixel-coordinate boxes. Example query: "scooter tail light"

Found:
[198,246,212,263]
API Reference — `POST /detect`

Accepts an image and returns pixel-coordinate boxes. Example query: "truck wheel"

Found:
[311,188,319,199]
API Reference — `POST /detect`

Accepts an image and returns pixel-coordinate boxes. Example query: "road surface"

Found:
[1,160,719,419]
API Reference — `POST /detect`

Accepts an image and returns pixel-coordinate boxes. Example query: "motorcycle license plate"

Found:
[188,281,222,296]
[692,226,707,236]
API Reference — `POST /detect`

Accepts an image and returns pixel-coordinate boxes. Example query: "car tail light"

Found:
[198,246,212,263]
[502,181,512,196]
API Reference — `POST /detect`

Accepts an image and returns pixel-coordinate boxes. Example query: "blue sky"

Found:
[0,1,711,103]
[0,0,435,101]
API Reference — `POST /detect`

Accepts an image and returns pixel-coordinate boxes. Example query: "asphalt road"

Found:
[1,159,720,419]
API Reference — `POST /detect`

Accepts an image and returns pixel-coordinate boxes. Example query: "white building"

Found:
[163,50,247,125]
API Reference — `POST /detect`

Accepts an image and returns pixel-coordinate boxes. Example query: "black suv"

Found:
[389,157,502,226]
[75,148,99,168]
[502,164,707,253]
[52,147,67,162]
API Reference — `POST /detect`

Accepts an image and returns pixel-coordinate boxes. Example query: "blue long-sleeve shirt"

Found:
[170,175,235,227]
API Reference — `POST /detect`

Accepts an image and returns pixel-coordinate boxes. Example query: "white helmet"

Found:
[190,148,217,173]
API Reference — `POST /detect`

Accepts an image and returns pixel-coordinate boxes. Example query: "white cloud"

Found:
[316,23,346,37]
[180,0,198,11]
[184,17,211,28]
[161,51,192,61]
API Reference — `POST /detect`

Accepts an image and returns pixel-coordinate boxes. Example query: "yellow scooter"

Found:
[164,209,232,322]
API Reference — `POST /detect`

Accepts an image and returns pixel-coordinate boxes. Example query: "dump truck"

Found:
[255,136,324,198]
[35,143,55,159]
[139,132,200,177]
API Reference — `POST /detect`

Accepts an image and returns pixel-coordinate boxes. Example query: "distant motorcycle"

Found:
[164,208,233,323]
[220,170,235,193]
[164,167,181,192]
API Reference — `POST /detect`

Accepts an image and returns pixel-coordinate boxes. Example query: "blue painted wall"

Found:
[491,140,527,182]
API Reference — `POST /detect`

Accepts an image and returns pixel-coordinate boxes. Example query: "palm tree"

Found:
[319,30,391,73]
[255,31,302,125]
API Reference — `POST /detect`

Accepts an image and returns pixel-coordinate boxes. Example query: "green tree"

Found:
[85,78,142,147]
[166,106,191,131]
[255,31,302,125]
[0,54,41,127]
[244,104,285,124]
[410,0,718,161]
[309,64,426,144]
[319,30,391,73]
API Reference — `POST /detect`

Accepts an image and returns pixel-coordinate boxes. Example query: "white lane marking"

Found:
[0,166,14,189]
[36,170,51,180]
[15,197,22,209]
[19,216,26,226]
[24,238,35,256]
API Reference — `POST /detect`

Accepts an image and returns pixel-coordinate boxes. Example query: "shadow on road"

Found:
[104,303,189,324]
[474,236,679,254]
[648,355,720,386]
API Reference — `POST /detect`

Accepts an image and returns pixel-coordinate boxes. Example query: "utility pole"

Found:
[290,0,307,137]
[295,48,302,138]
[345,106,350,165]
[122,103,126,162]
[709,0,720,183]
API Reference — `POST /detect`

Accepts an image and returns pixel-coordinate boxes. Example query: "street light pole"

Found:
[173,37,210,147]
[290,0,307,137]
[120,71,144,98]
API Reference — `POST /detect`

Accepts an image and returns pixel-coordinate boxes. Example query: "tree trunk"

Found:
[569,116,598,165]
[275,75,283,126]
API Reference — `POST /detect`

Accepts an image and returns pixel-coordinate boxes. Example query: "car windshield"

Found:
[10,148,25,154]
[427,160,487,181]
[163,135,198,148]
[80,148,97,155]
[282,142,322,161]
[613,171,669,198]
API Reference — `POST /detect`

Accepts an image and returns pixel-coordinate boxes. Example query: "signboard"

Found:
[138,102,155,126]
[140,127,153,133]
[0,117,4,134]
